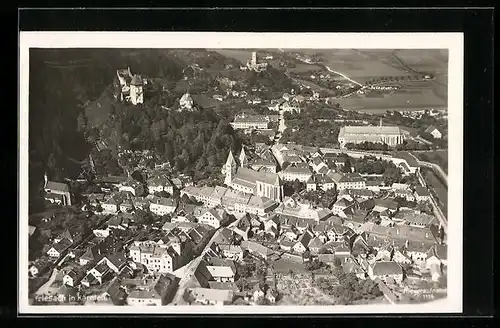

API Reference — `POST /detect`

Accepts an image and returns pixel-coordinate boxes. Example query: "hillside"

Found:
[29,49,187,206]
[29,49,244,210]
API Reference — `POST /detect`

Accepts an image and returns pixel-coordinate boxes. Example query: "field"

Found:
[275,272,337,305]
[422,167,448,216]
[414,150,448,173]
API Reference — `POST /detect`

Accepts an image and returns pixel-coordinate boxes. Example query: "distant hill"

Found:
[245,66,294,92]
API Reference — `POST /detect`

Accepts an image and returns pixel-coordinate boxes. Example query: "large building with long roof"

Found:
[338,121,405,148]
[222,150,283,202]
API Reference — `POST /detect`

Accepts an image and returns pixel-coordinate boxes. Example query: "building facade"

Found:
[338,123,405,148]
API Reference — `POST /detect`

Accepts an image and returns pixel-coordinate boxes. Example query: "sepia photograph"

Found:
[19,32,463,314]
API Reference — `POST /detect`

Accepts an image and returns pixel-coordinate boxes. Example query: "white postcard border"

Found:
[19,32,463,315]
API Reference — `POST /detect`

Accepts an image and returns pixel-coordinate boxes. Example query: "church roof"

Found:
[234,167,280,186]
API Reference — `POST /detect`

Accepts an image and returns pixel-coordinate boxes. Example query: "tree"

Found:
[305,259,323,271]
[76,112,88,133]
[341,158,352,173]
[236,277,252,292]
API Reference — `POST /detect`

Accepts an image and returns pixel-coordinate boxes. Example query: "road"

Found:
[34,267,59,296]
[416,170,448,232]
[170,224,229,305]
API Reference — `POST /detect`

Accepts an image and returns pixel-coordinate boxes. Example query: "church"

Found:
[222,148,283,203]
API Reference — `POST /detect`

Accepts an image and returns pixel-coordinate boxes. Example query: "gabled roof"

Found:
[308,236,324,248]
[189,287,234,303]
[45,181,70,192]
[424,125,439,133]
[206,266,235,278]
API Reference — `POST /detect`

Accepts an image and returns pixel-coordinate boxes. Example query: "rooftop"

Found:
[339,125,402,137]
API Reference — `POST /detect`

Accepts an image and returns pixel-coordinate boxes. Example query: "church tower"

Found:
[238,147,248,168]
[223,150,237,186]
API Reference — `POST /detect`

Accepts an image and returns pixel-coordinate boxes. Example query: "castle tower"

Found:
[251,52,257,66]
[223,150,237,186]
[379,117,383,127]
[130,75,144,105]
[239,147,248,168]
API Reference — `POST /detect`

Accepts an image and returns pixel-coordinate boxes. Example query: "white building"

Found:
[338,122,405,148]
[148,196,178,216]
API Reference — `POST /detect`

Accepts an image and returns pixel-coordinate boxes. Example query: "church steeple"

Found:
[239,147,248,168]
[223,150,237,186]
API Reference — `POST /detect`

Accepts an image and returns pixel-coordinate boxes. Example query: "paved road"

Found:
[171,227,225,305]
[34,268,59,296]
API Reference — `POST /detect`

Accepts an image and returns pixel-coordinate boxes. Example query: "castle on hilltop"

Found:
[116,67,147,105]
[244,52,268,73]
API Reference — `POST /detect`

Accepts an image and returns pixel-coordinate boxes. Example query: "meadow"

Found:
[212,48,449,112]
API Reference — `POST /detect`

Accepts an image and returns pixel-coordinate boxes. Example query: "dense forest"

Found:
[29,49,245,210]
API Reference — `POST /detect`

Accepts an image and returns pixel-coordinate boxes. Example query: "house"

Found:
[426,244,447,281]
[343,260,367,280]
[414,186,431,203]
[63,269,85,287]
[306,176,317,191]
[208,281,239,292]
[54,228,76,244]
[310,157,329,174]
[148,196,177,216]
[368,261,404,284]
[281,163,313,182]
[250,158,277,174]
[128,242,180,274]
[46,238,73,259]
[126,274,179,306]
[29,259,50,277]
[392,248,413,265]
[392,151,421,175]
[252,283,266,302]
[329,172,366,190]
[188,287,234,306]
[375,243,394,262]
[292,230,314,254]
[333,243,352,263]
[306,174,336,192]
[279,237,296,252]
[392,183,410,190]
[118,179,144,196]
[206,266,236,283]
[79,247,102,266]
[332,198,356,217]
[405,240,434,265]
[240,240,273,260]
[43,174,72,206]
[230,113,270,130]
[373,198,399,214]
[395,189,416,202]
[147,173,174,195]
[217,244,243,261]
[101,195,122,214]
[398,212,436,228]
[424,125,443,139]
[307,236,324,254]
[119,198,135,213]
